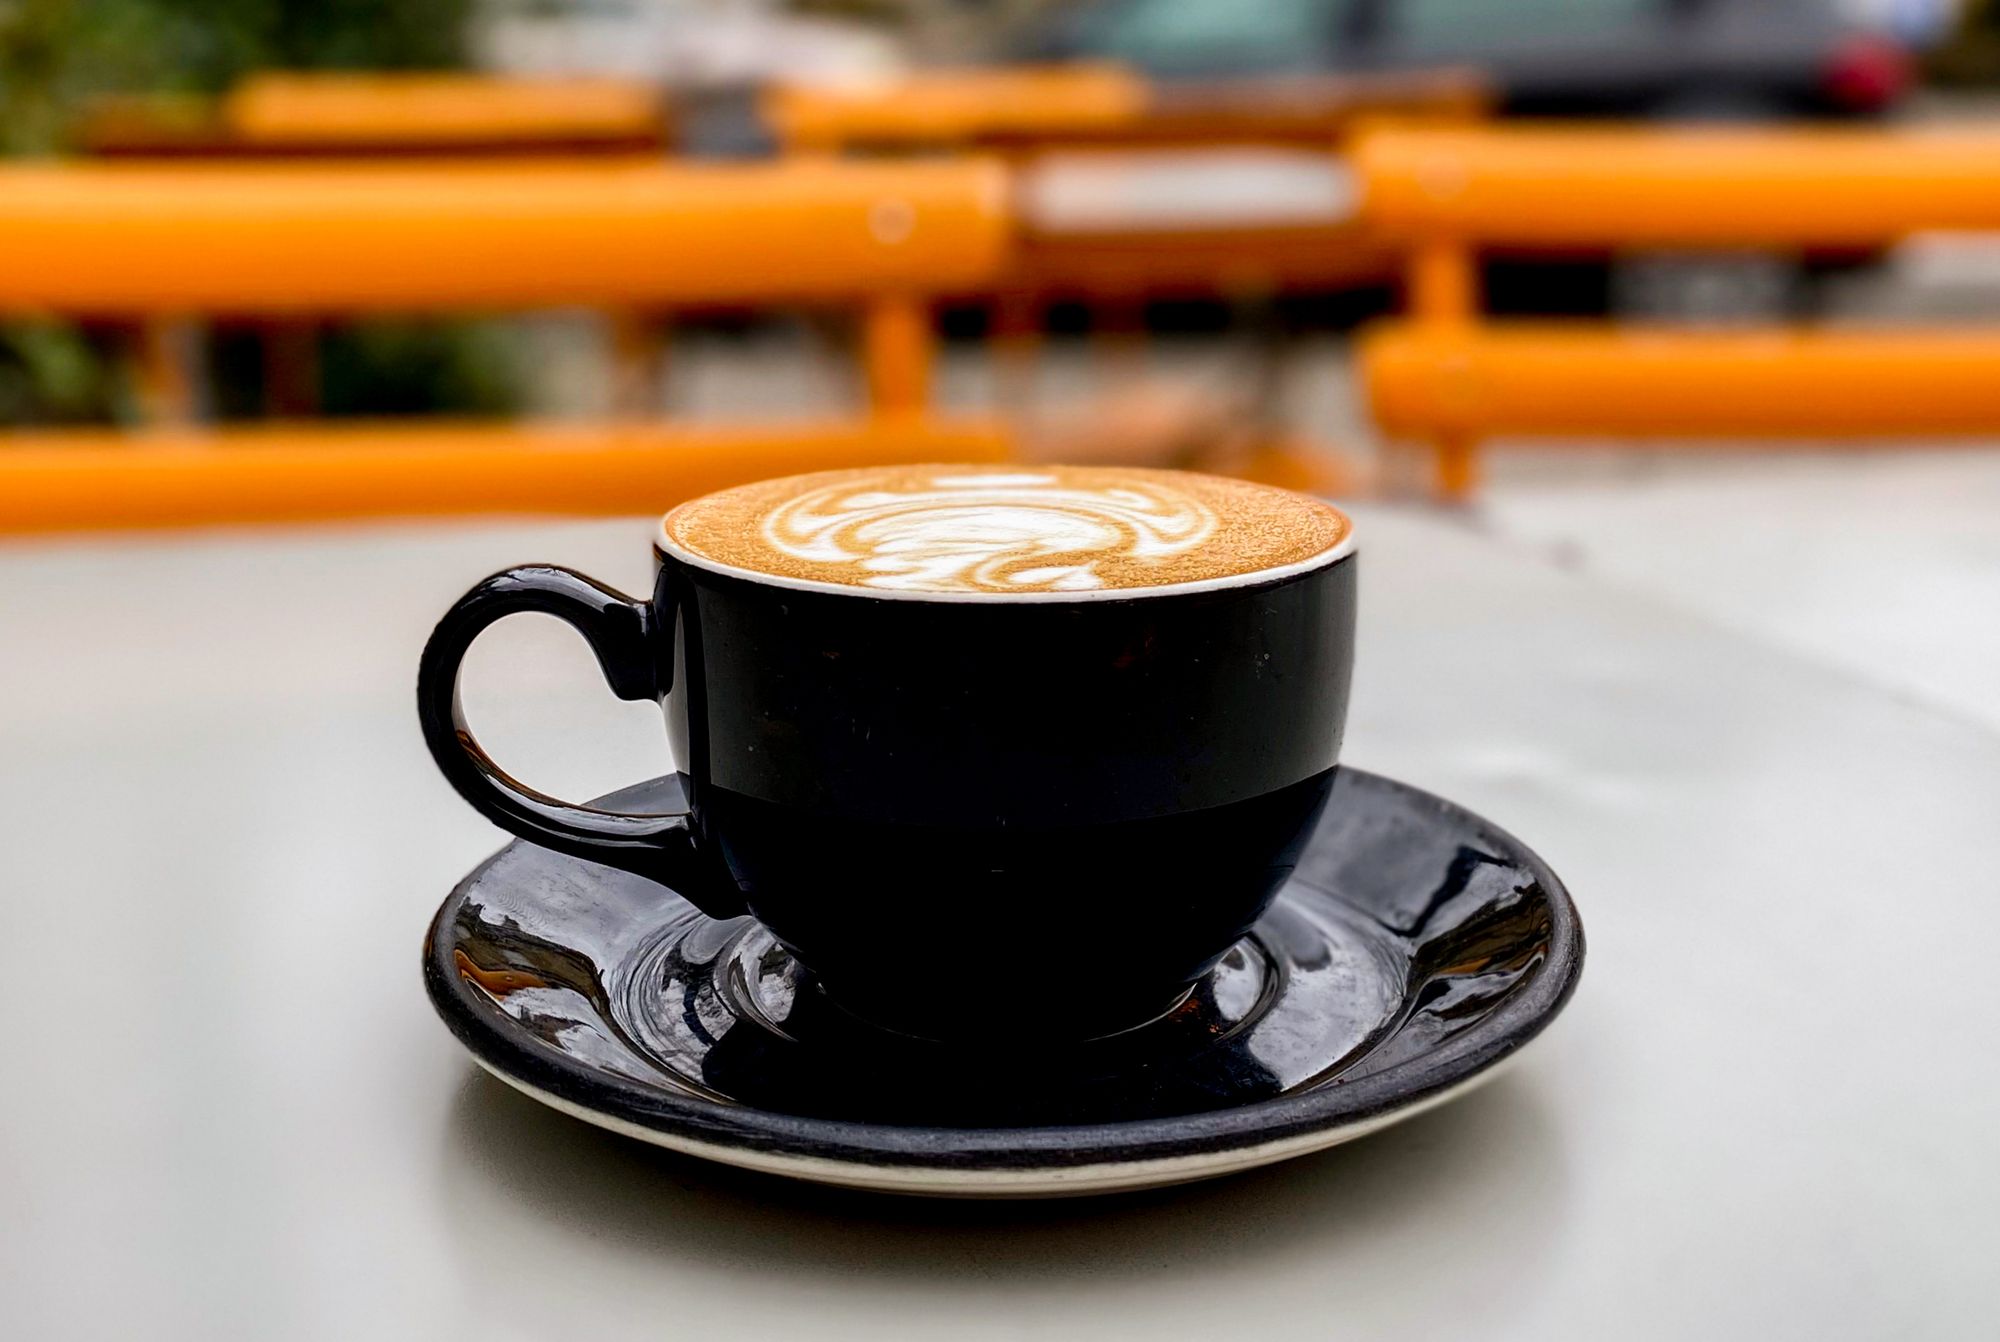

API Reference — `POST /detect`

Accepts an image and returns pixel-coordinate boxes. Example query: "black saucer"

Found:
[425,768,1583,1196]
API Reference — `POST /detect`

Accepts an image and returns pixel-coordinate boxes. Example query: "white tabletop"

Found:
[1,505,1994,1340]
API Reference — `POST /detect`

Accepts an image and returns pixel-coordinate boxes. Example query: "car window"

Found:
[1083,0,1343,71]
[1388,0,1659,48]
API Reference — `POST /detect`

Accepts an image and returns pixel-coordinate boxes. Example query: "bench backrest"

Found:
[766,67,1489,154]
[1358,127,2000,248]
[0,158,1010,315]
[80,75,672,158]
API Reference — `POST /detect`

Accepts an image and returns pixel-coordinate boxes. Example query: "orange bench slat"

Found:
[0,416,1013,534]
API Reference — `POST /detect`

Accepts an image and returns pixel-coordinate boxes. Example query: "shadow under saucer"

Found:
[434,1064,1574,1330]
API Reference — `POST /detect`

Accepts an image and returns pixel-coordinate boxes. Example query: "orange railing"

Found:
[1354,127,2000,497]
[0,419,1008,536]
[0,158,1004,315]
[78,74,672,158]
[764,66,1488,155]
[764,66,1149,155]
[0,158,1015,532]
[768,66,1489,307]
[72,73,686,423]
[758,65,1485,496]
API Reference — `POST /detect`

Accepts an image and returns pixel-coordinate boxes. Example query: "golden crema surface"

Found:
[662,464,1351,596]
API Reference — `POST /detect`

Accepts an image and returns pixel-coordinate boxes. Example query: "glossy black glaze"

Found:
[416,566,740,919]
[660,557,1356,825]
[692,771,1337,1038]
[421,549,1356,1038]
[424,769,1585,1172]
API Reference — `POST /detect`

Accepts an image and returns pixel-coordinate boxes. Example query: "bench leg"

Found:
[1433,433,1480,502]
[608,310,668,417]
[991,284,1043,414]
[862,293,932,415]
[130,318,203,426]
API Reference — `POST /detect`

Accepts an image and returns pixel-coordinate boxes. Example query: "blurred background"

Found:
[3,0,1996,918]
[4,0,1998,711]
[5,7,2000,1337]
[0,2,1985,417]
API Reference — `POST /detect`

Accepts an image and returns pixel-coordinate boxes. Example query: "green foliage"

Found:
[0,0,170,153]
[0,323,121,425]
[316,321,518,419]
[1,0,505,425]
[139,0,475,89]
[1,0,475,152]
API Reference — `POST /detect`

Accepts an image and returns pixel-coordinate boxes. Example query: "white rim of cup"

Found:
[653,514,1356,605]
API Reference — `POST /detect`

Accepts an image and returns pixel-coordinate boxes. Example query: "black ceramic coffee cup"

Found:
[419,487,1356,1040]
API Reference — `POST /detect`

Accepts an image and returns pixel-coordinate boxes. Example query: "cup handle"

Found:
[416,564,745,919]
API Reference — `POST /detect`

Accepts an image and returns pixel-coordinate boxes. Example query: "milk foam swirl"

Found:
[758,471,1219,593]
[664,464,1353,600]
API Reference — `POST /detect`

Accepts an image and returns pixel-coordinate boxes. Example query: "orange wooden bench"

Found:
[0,158,1015,532]
[1354,127,2000,497]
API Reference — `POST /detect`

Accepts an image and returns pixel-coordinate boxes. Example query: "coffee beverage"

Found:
[662,464,1350,597]
[420,465,1357,1040]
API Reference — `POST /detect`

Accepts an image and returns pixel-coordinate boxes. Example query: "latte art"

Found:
[663,464,1352,599]
[761,472,1217,593]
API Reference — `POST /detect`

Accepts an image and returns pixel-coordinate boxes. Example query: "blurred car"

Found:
[1024,0,1913,119]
